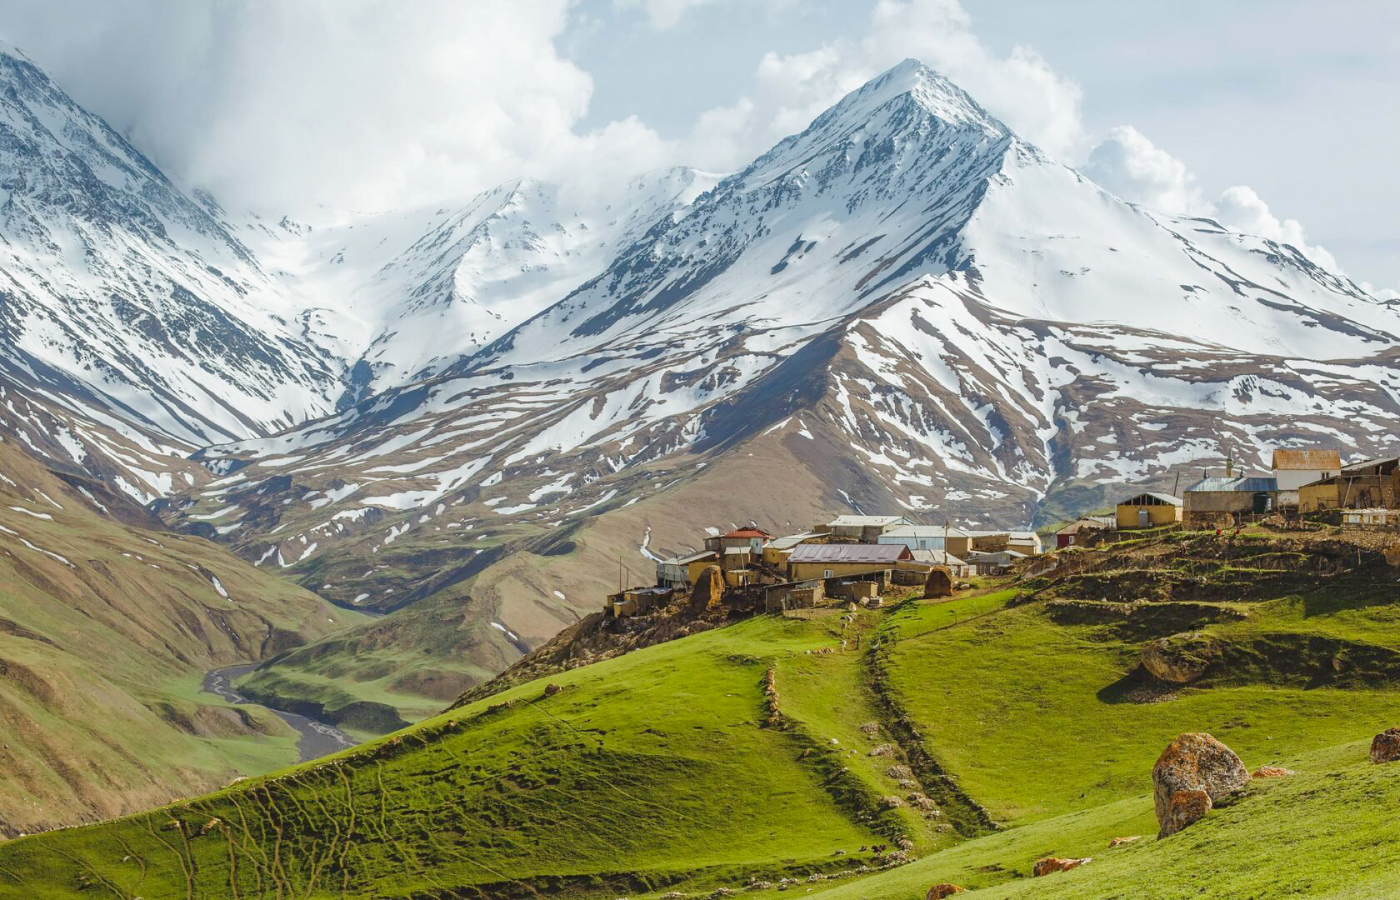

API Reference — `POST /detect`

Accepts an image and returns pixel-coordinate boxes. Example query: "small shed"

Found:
[1115,492,1183,529]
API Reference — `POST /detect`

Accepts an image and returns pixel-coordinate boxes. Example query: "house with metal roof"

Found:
[1116,491,1183,529]
[787,541,912,581]
[877,524,971,552]
[1271,448,1342,505]
[1183,475,1279,526]
[1298,456,1399,513]
[817,514,911,543]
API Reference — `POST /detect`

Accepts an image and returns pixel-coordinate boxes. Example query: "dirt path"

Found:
[202,664,357,762]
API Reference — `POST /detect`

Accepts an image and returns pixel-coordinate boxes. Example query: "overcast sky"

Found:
[3,0,1396,293]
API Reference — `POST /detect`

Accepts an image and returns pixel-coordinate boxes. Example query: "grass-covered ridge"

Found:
[4,527,1400,898]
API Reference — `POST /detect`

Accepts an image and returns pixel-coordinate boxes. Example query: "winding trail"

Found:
[202,664,358,763]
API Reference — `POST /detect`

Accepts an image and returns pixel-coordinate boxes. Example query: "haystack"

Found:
[923,566,954,599]
[689,565,725,612]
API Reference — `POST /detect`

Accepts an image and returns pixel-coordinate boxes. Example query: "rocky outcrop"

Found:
[1142,632,1219,684]
[1152,733,1250,837]
[1108,835,1141,848]
[1370,727,1400,763]
[1033,857,1091,876]
[925,884,964,899]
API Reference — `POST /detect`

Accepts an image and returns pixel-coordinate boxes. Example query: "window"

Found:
[823,569,833,579]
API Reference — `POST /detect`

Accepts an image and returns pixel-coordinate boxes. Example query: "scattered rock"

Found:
[925,884,965,899]
[1251,766,1293,779]
[1370,727,1400,763]
[1152,732,1249,837]
[859,721,881,737]
[1108,835,1140,848]
[1033,857,1091,877]
[881,795,905,808]
[1160,788,1212,838]
[542,683,562,697]
[869,743,897,757]
[1141,632,1218,684]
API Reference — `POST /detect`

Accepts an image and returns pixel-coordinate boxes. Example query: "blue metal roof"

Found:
[1186,476,1278,493]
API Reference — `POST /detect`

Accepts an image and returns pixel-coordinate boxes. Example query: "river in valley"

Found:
[202,664,358,762]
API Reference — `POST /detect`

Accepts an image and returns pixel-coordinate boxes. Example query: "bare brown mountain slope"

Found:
[0,435,362,837]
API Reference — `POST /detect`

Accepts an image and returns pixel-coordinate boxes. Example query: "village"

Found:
[608,447,1400,618]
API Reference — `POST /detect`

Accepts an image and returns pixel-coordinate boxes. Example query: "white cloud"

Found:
[1213,186,1338,271]
[684,0,1087,172]
[613,0,797,30]
[1083,125,1211,216]
[2,0,673,213]
[1082,127,1344,274]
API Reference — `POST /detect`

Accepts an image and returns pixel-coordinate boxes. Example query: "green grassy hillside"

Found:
[0,440,368,836]
[3,527,1399,899]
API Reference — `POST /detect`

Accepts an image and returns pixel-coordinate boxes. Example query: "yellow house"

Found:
[1116,492,1183,529]
[1298,479,1340,513]
[763,532,823,568]
[787,543,912,582]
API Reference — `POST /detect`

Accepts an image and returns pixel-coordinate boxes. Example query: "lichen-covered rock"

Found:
[1251,765,1293,778]
[1141,632,1218,684]
[1032,857,1091,877]
[1159,788,1212,837]
[1152,732,1249,837]
[1370,727,1400,763]
[925,885,965,899]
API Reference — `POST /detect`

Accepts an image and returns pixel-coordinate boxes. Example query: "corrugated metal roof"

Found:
[1186,476,1279,493]
[722,528,772,539]
[789,543,910,564]
[1119,491,1183,507]
[663,551,716,565]
[1272,448,1342,470]
[1342,456,1400,474]
[882,525,972,538]
[826,515,907,528]
[910,550,968,566]
[770,532,820,550]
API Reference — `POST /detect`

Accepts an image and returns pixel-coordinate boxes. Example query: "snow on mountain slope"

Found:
[0,43,346,447]
[162,60,1399,638]
[241,168,720,396]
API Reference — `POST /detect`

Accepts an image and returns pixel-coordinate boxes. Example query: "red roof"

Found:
[722,528,772,539]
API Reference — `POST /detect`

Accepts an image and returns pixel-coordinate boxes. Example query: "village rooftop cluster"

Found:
[610,448,1400,619]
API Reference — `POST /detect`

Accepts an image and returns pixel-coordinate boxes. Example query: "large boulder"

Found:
[688,565,725,612]
[1152,733,1249,837]
[1141,632,1219,684]
[1032,857,1091,877]
[925,885,964,899]
[1370,727,1400,763]
[1384,542,1400,568]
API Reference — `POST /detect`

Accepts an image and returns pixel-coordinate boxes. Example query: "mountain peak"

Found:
[840,58,1007,137]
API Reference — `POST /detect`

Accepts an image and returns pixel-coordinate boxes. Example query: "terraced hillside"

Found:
[4,526,1400,898]
[0,437,366,837]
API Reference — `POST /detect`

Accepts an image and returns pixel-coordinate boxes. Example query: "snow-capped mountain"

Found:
[161,60,1399,634]
[2,46,1396,677]
[243,169,720,397]
[0,43,348,446]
